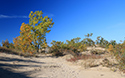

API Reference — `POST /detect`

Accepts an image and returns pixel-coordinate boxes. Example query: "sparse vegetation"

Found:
[49,37,87,57]
[1,10,125,74]
[108,41,125,73]
[2,39,15,49]
[0,47,34,57]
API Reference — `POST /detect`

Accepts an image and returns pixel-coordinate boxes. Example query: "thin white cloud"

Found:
[43,12,54,17]
[0,14,28,18]
[48,14,54,17]
[107,23,125,29]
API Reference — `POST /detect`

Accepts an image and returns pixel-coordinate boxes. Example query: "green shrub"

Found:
[50,37,87,56]
[108,41,125,73]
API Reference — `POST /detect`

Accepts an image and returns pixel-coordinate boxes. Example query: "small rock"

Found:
[100,74,104,76]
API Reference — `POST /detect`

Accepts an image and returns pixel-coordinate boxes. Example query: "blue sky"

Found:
[0,0,125,45]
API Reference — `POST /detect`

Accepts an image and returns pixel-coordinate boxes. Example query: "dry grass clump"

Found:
[100,58,117,67]
[66,47,119,69]
[78,57,118,69]
[90,49,107,55]
[81,59,99,69]
[66,54,102,62]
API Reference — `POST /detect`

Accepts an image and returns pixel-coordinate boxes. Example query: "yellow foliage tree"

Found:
[108,44,114,55]
[13,10,54,54]
[29,11,54,52]
[13,23,34,54]
[2,39,9,48]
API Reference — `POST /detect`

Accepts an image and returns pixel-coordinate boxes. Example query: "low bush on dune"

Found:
[0,47,36,57]
[50,38,87,57]
[108,42,125,73]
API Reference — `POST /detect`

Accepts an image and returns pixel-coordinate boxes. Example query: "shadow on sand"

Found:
[0,54,47,78]
[0,57,45,64]
[0,63,31,78]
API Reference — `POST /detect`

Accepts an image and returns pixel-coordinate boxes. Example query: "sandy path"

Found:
[0,52,124,78]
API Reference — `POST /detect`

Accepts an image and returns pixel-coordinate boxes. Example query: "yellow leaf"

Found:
[47,30,51,33]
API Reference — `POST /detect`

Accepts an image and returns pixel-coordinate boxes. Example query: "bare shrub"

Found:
[66,54,102,62]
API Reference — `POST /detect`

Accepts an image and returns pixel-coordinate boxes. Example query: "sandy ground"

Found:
[0,52,125,78]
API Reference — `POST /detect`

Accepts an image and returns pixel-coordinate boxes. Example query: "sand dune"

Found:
[0,52,124,78]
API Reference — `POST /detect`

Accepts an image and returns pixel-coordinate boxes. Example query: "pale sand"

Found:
[0,52,125,78]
